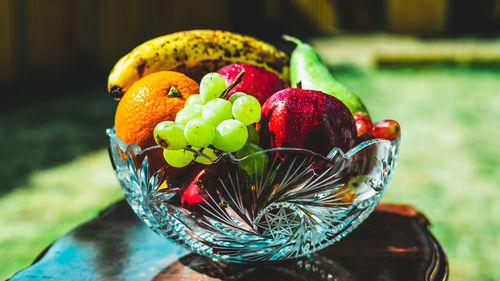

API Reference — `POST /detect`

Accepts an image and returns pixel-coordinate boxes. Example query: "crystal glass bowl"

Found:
[106,128,399,263]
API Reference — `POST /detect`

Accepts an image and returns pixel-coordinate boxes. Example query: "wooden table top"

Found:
[10,200,448,281]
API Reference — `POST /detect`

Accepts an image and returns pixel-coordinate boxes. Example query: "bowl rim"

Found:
[106,127,400,164]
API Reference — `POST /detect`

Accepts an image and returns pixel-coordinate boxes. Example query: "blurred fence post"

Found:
[0,0,14,83]
[386,0,448,35]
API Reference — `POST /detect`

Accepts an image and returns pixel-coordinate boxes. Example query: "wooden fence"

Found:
[1,0,498,85]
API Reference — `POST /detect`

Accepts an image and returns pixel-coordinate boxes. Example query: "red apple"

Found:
[217,63,287,105]
[180,166,218,210]
[260,88,358,155]
[372,120,401,141]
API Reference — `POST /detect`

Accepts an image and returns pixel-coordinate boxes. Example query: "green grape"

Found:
[232,95,261,125]
[153,121,187,150]
[163,148,195,168]
[235,143,268,175]
[201,98,233,126]
[184,118,215,148]
[213,119,248,152]
[228,91,247,103]
[175,104,203,125]
[247,125,260,144]
[185,94,204,106]
[200,72,227,104]
[194,147,218,165]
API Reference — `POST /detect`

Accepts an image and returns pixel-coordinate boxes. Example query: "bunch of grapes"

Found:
[153,72,264,168]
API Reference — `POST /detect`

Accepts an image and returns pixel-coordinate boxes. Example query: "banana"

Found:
[107,29,290,100]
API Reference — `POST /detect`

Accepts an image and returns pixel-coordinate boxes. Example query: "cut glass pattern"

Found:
[107,128,399,262]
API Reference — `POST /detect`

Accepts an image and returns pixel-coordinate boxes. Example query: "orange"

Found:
[115,71,199,170]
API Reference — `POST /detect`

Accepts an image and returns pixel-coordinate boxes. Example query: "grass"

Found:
[1,67,500,280]
[0,151,123,278]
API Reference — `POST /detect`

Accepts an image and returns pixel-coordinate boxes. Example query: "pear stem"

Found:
[282,34,303,45]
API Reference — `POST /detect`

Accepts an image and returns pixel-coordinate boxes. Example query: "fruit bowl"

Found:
[107,128,400,263]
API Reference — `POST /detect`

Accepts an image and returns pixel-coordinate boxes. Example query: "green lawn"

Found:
[1,67,499,280]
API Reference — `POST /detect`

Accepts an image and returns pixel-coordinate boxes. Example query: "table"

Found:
[10,200,448,281]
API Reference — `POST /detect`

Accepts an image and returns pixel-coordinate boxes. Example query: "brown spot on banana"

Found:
[136,61,146,77]
[107,30,290,99]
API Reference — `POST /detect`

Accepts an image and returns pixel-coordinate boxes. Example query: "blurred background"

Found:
[1,0,499,280]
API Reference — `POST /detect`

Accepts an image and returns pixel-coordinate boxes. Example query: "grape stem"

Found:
[220,69,245,99]
[184,146,215,162]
